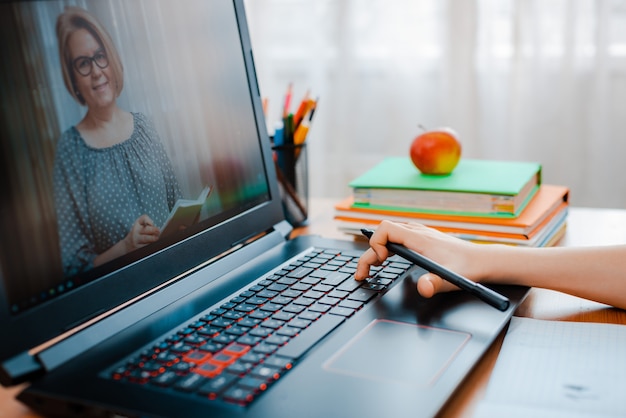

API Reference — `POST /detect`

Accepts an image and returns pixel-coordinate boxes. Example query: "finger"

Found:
[355,248,383,281]
[138,214,155,227]
[142,224,160,236]
[416,272,458,298]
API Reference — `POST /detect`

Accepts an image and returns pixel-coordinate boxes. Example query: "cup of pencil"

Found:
[272,142,308,227]
[270,85,317,227]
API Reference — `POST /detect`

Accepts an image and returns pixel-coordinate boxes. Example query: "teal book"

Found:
[349,157,542,217]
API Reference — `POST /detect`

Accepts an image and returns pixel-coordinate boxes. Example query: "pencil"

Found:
[282,82,293,119]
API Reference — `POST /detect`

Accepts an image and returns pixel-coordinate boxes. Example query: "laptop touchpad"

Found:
[323,319,471,387]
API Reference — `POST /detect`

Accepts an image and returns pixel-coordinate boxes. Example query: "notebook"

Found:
[0,1,528,417]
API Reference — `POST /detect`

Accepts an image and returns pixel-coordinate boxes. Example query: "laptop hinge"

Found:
[274,220,293,240]
[0,351,45,386]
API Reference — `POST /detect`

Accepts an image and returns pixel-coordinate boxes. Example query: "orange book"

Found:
[335,205,567,247]
[334,184,569,236]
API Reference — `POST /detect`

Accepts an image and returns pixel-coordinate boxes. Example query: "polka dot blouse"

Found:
[53,112,182,277]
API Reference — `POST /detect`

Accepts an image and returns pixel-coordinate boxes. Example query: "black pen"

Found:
[361,228,510,312]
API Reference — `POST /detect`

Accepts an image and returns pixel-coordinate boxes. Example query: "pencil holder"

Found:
[272,143,308,227]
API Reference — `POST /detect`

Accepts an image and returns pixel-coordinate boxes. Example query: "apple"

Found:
[409,126,461,175]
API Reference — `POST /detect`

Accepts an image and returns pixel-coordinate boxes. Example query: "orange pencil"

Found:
[262,97,269,116]
[293,90,310,127]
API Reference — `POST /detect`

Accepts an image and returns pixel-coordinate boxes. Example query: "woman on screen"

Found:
[53,6,182,277]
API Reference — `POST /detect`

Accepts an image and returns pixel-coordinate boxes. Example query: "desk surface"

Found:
[2,200,626,418]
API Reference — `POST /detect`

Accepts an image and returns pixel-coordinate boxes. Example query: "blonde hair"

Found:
[56,7,124,105]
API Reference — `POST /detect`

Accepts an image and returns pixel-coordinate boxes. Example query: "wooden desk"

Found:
[2,201,626,417]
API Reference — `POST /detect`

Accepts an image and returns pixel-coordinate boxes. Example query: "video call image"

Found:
[0,0,270,315]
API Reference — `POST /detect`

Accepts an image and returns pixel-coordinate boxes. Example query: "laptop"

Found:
[0,1,528,417]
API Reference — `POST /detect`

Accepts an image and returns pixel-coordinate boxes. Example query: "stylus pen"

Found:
[361,228,510,312]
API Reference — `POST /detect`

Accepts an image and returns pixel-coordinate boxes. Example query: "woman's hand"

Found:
[125,214,160,252]
[355,220,486,298]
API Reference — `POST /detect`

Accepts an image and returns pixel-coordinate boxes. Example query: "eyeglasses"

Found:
[73,49,109,76]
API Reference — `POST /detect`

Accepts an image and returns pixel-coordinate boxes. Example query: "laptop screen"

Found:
[0,0,284,357]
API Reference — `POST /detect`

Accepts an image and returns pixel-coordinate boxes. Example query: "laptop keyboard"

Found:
[106,248,411,406]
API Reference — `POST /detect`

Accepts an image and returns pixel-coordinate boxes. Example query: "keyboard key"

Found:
[312,284,333,293]
[367,277,393,286]
[239,352,265,364]
[337,279,361,292]
[329,307,355,317]
[226,361,252,375]
[263,355,293,371]
[282,287,302,297]
[277,277,299,286]
[339,300,363,310]
[252,343,277,355]
[348,288,377,302]
[259,303,282,312]
[308,303,331,313]
[238,376,269,392]
[361,283,386,292]
[248,310,272,320]
[293,296,316,306]
[318,296,340,306]
[171,361,194,374]
[250,364,281,381]
[249,327,273,338]
[267,283,288,292]
[261,319,284,329]
[276,326,299,337]
[282,304,306,314]
[286,267,313,279]
[174,372,206,391]
[224,326,247,336]
[198,373,238,398]
[272,311,295,322]
[303,290,325,300]
[287,318,311,329]
[234,304,256,313]
[222,385,255,404]
[265,335,290,346]
[237,335,262,346]
[300,276,321,285]
[197,326,220,337]
[275,314,345,360]
[222,311,245,321]
[299,311,321,321]
[382,266,406,275]
[152,371,180,387]
[183,350,212,364]
[238,318,261,328]
[223,343,251,357]
[323,270,350,283]
[211,318,233,328]
[327,289,349,299]
[272,296,293,305]
[256,290,278,299]
[212,334,237,345]
[210,352,237,367]
[198,342,223,353]
[291,282,312,292]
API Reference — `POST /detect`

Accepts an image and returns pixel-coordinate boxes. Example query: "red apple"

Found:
[410,127,461,175]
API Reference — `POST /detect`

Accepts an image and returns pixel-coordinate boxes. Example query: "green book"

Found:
[349,157,542,217]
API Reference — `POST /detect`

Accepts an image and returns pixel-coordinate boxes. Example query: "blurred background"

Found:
[245,0,626,209]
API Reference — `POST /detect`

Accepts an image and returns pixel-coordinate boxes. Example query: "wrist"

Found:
[471,244,517,284]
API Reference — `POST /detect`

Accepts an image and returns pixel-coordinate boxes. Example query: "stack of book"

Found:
[335,157,569,247]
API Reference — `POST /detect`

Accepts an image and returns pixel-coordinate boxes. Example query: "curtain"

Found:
[245,0,626,209]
